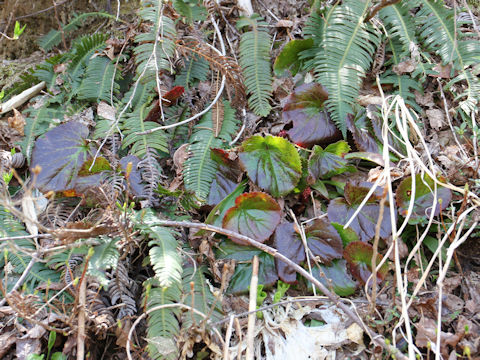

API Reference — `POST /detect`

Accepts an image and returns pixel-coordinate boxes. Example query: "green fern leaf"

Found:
[314,0,380,136]
[183,100,239,201]
[144,281,182,360]
[87,237,120,288]
[37,12,117,51]
[136,209,182,287]
[68,33,109,83]
[121,103,169,157]
[173,0,207,23]
[237,14,273,117]
[416,0,480,114]
[174,55,209,89]
[135,1,176,80]
[77,57,120,102]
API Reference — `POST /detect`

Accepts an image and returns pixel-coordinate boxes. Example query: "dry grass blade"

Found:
[211,76,225,138]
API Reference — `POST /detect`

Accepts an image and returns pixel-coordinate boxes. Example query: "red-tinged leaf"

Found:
[283,83,341,148]
[396,174,452,224]
[273,222,305,283]
[222,192,282,245]
[303,218,343,263]
[31,122,98,192]
[310,260,356,296]
[343,241,389,285]
[162,86,184,105]
[327,181,393,242]
[308,141,353,180]
[346,113,380,154]
[239,135,302,197]
[144,100,161,123]
[208,148,243,206]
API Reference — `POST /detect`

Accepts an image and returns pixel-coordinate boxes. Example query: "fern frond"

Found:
[19,105,64,163]
[135,1,176,80]
[121,103,169,157]
[138,148,163,207]
[68,33,109,83]
[416,0,480,114]
[314,0,380,136]
[173,0,207,23]
[38,12,117,51]
[379,3,416,58]
[174,55,209,89]
[144,281,182,360]
[136,209,182,287]
[183,100,239,201]
[237,14,273,117]
[77,57,120,102]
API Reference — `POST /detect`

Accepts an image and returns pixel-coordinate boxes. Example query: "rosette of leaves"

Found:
[238,135,302,197]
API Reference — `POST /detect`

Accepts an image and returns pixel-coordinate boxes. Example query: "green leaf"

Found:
[183,101,239,201]
[343,241,389,285]
[237,14,273,116]
[205,180,248,229]
[216,239,278,294]
[283,83,341,148]
[223,192,281,244]
[274,38,314,76]
[314,0,380,136]
[395,174,452,224]
[77,57,120,102]
[173,0,207,23]
[136,209,182,287]
[308,140,352,179]
[31,122,99,192]
[311,259,356,296]
[88,237,120,288]
[239,135,302,197]
[207,149,243,206]
[331,222,359,247]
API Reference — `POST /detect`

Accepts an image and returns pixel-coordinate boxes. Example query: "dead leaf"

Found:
[426,109,444,130]
[97,101,116,121]
[211,98,224,137]
[0,332,17,358]
[275,19,294,28]
[8,109,26,135]
[54,63,67,73]
[415,91,434,107]
[173,143,189,175]
[357,94,383,106]
[393,59,416,74]
[431,63,453,79]
[115,319,132,348]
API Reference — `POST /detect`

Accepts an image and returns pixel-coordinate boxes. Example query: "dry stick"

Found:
[152,220,408,360]
[369,185,387,314]
[246,255,258,360]
[76,275,87,360]
[223,315,235,360]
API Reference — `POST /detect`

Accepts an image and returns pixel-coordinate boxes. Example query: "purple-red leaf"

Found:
[273,222,305,283]
[208,148,243,206]
[303,218,343,263]
[222,192,282,244]
[283,83,341,148]
[327,181,393,242]
[119,155,144,198]
[31,122,98,192]
[396,174,452,224]
[308,141,352,180]
[343,241,389,285]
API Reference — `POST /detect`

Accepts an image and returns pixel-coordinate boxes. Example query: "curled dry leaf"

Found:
[8,109,26,135]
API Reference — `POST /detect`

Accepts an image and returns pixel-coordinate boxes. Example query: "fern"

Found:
[183,100,239,201]
[144,280,182,360]
[173,0,207,23]
[87,237,120,288]
[237,14,273,117]
[415,0,480,114]
[38,12,117,51]
[314,0,380,136]
[77,57,120,102]
[121,102,169,157]
[174,55,209,89]
[134,0,177,80]
[135,209,182,287]
[67,33,109,95]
